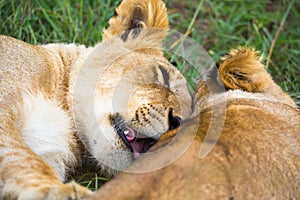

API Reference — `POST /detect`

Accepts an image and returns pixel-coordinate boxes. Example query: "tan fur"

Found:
[85,47,300,199]
[103,0,168,57]
[0,0,192,199]
[216,46,296,107]
[103,0,168,39]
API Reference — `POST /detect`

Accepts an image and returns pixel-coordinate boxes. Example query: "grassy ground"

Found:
[1,0,299,104]
[1,0,299,190]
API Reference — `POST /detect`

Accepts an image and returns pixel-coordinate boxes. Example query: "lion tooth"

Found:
[124,130,129,135]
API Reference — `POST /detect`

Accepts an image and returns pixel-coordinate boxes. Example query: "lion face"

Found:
[80,51,192,173]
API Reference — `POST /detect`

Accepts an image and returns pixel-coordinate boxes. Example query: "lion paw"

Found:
[19,182,91,200]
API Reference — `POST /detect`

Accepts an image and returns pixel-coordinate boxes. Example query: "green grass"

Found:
[1,0,299,190]
[75,170,110,191]
[167,0,299,105]
[1,0,299,105]
[0,0,119,45]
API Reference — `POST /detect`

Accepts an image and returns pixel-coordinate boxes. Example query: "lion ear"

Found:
[218,47,270,92]
[102,0,169,55]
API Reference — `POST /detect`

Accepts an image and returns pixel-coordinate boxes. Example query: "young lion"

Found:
[86,47,300,200]
[0,0,192,199]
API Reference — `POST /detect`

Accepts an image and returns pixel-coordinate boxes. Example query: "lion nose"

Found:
[168,108,181,130]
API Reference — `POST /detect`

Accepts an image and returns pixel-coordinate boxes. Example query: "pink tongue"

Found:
[125,126,142,159]
[125,126,135,142]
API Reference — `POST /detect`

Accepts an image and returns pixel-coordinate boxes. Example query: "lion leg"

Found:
[0,94,90,199]
[218,47,296,107]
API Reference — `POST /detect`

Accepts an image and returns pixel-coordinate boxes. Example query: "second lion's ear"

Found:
[218,47,268,92]
[103,0,169,55]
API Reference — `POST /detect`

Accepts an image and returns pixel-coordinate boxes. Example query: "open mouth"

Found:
[112,114,157,159]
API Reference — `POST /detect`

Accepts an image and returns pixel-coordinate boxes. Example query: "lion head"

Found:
[72,0,192,174]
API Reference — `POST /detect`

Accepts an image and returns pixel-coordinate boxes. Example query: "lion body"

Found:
[0,36,92,199]
[88,100,300,199]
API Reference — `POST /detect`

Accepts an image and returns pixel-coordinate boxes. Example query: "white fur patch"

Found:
[20,94,76,181]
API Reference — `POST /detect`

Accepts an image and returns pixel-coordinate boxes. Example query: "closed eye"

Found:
[159,65,170,87]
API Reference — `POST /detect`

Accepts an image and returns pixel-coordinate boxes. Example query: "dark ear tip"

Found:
[131,6,145,27]
[119,4,146,42]
[134,5,143,13]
